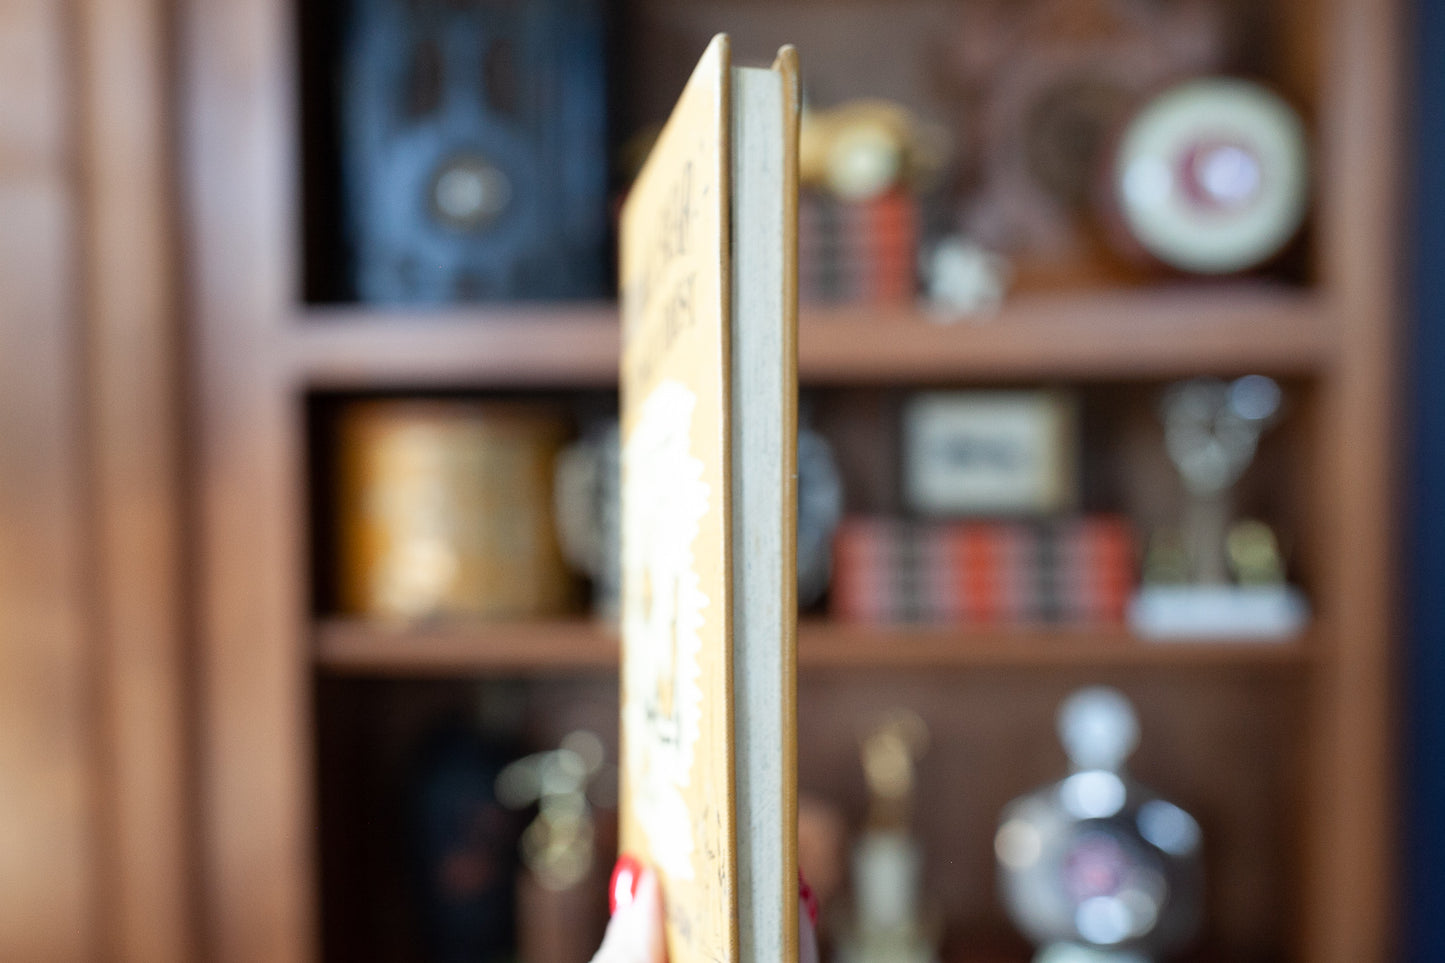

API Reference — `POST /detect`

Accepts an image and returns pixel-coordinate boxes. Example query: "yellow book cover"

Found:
[618,34,801,963]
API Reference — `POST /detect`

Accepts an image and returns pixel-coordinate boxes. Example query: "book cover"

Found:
[617,33,800,963]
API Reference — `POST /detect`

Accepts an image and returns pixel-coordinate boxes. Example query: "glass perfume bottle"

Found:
[996,688,1203,963]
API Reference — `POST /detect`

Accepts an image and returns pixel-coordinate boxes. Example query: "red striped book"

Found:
[829,515,1137,626]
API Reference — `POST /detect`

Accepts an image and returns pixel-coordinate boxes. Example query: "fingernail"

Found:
[798,868,819,927]
[610,854,645,916]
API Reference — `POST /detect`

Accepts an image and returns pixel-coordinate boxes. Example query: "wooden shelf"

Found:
[799,621,1307,668]
[288,282,1329,390]
[313,616,1308,675]
[316,618,622,674]
[293,301,620,389]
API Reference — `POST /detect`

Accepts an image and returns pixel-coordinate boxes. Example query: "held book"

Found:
[618,35,801,963]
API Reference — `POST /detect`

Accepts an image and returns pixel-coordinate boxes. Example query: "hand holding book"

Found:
[592,860,820,963]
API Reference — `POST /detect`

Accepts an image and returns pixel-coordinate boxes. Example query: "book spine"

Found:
[830,515,1136,626]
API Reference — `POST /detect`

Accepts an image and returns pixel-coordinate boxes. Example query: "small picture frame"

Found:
[903,390,1078,516]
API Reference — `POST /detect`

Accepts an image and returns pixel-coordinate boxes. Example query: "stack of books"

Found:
[798,191,916,304]
[830,515,1135,625]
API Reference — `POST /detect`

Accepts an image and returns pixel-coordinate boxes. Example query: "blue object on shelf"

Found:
[343,0,609,303]
[407,724,522,963]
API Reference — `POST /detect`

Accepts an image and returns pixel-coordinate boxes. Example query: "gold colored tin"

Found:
[335,400,574,618]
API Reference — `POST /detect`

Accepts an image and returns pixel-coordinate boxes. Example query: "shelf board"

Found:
[800,621,1307,668]
[291,301,621,389]
[314,617,1308,676]
[798,283,1328,383]
[287,283,1329,389]
[316,618,621,674]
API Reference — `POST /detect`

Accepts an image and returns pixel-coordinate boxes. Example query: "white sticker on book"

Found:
[622,380,711,881]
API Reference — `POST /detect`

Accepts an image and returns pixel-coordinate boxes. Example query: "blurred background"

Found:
[0,0,1434,960]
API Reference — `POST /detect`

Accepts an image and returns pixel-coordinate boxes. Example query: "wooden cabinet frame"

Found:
[0,0,190,958]
[178,0,1404,960]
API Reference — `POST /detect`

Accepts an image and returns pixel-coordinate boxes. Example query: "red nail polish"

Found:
[798,868,819,927]
[610,854,645,916]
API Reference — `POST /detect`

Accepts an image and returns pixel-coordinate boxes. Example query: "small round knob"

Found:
[431,155,512,231]
[1058,686,1139,772]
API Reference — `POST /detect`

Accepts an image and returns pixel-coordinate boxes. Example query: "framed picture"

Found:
[903,390,1078,515]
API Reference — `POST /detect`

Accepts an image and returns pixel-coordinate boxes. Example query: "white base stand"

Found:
[1035,943,1148,963]
[1128,585,1309,640]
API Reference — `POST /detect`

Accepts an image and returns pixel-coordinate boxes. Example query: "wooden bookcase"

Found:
[179,0,1403,961]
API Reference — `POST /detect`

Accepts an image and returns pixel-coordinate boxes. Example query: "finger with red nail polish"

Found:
[593,856,820,963]
[798,869,819,928]
[610,853,645,916]
[799,870,821,963]
[594,858,666,963]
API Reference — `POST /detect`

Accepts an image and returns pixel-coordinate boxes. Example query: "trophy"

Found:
[997,687,1203,963]
[835,710,940,963]
[495,730,616,963]
[1129,375,1308,638]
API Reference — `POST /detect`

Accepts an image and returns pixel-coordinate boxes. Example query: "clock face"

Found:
[1113,79,1308,274]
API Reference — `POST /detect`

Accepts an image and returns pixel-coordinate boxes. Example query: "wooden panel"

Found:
[0,2,96,956]
[1301,0,1404,958]
[0,0,68,175]
[0,175,95,960]
[290,285,1328,389]
[181,0,315,958]
[76,0,194,958]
